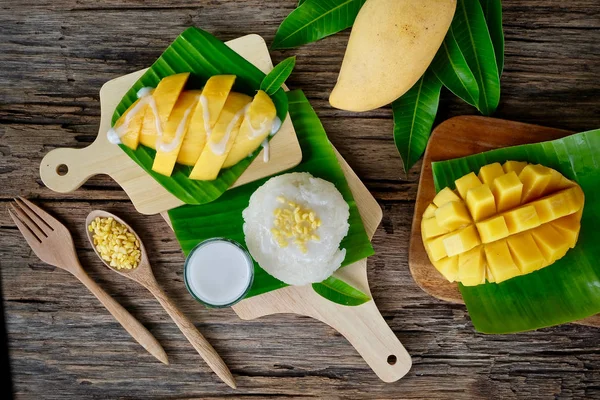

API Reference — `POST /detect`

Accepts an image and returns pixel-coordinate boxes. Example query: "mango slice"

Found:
[140,73,190,148]
[223,90,278,168]
[151,91,199,177]
[421,162,584,286]
[177,75,236,166]
[189,92,252,180]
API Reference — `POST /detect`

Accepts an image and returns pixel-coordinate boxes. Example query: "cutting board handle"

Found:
[233,285,412,383]
[315,300,412,383]
[39,141,108,193]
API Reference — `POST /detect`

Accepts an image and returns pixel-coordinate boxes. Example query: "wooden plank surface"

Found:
[1,0,599,398]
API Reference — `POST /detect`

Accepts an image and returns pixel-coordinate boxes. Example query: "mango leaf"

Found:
[169,90,375,304]
[431,27,480,108]
[298,0,306,5]
[431,129,600,333]
[313,276,370,306]
[272,0,367,49]
[260,56,296,96]
[452,0,500,115]
[479,0,504,75]
[392,70,443,174]
[113,27,288,205]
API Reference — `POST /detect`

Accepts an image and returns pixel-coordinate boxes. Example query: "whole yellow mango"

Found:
[329,0,456,112]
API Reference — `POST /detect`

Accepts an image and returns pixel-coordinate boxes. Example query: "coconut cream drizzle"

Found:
[156,102,196,153]
[209,104,248,156]
[199,94,212,139]
[106,87,154,144]
[270,116,282,136]
[261,139,270,162]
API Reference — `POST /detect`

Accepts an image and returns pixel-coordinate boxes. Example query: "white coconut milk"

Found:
[185,239,253,306]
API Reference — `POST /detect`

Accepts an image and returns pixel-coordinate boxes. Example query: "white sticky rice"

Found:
[242,172,350,286]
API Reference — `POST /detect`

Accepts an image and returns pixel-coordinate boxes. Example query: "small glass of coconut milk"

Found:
[184,238,254,307]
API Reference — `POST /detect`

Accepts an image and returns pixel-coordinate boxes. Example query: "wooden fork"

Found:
[8,197,169,365]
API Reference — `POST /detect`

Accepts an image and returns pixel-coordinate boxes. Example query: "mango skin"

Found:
[329,0,456,112]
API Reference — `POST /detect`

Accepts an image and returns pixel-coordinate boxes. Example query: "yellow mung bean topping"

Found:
[88,217,141,270]
[271,196,321,253]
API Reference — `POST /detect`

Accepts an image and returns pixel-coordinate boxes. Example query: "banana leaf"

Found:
[112,27,289,205]
[431,129,600,333]
[392,70,443,174]
[168,90,374,303]
[453,0,500,115]
[272,0,367,49]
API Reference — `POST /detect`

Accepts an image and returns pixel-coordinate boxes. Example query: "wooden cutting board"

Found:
[408,115,600,328]
[39,35,302,215]
[162,148,412,383]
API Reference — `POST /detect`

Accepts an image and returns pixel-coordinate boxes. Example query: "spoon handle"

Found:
[148,283,236,389]
[72,266,169,365]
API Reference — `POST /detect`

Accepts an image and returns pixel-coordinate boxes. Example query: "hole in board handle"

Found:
[387,355,397,365]
[56,164,69,176]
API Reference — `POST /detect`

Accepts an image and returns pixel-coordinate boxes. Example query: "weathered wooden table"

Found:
[1,1,599,398]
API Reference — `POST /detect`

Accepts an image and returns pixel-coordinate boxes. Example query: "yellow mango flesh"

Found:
[223,90,278,168]
[140,73,190,148]
[151,91,199,177]
[113,96,148,150]
[177,75,236,166]
[189,92,252,180]
[421,162,584,286]
[329,0,456,112]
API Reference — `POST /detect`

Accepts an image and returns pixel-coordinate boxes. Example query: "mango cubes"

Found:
[111,73,280,180]
[421,161,585,286]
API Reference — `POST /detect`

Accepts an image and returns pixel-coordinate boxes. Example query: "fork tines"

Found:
[8,197,56,245]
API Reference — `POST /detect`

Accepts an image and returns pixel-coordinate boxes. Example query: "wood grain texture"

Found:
[1,0,600,398]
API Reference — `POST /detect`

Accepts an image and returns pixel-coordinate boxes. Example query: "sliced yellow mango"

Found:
[421,161,584,286]
[176,75,237,166]
[491,171,523,212]
[140,73,190,148]
[478,162,504,186]
[152,91,199,177]
[484,239,521,283]
[503,205,540,235]
[552,211,582,248]
[422,217,451,239]
[476,215,509,244]
[435,201,471,230]
[189,92,252,180]
[506,232,545,274]
[531,224,570,263]
[502,160,527,175]
[223,90,278,168]
[519,164,552,203]
[432,256,459,283]
[443,225,481,258]
[112,96,148,150]
[423,203,438,219]
[455,172,482,200]
[459,246,485,286]
[466,184,496,222]
[433,187,460,207]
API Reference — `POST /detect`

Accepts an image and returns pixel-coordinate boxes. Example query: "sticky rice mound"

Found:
[243,172,350,286]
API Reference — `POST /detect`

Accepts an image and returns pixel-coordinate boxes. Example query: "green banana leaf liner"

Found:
[111,27,289,205]
[168,90,374,299]
[431,129,600,334]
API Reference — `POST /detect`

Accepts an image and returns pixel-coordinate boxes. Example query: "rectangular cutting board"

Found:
[408,115,600,328]
[162,147,412,383]
[39,34,302,215]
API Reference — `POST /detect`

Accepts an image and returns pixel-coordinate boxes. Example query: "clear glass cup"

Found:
[183,238,254,308]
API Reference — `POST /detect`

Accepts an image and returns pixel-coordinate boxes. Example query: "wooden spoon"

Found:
[85,210,236,389]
